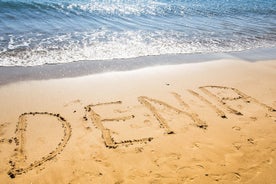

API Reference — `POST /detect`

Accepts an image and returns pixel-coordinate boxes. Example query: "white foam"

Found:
[0,30,274,66]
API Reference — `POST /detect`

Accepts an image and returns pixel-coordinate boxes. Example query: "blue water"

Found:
[0,0,275,66]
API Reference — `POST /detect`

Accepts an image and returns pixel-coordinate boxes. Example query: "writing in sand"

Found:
[1,86,275,178]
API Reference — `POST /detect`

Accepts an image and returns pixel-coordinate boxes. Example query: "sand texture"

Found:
[0,59,275,183]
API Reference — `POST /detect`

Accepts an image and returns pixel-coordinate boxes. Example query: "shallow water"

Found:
[0,0,275,66]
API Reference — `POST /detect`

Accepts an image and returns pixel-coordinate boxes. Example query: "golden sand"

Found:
[0,59,275,183]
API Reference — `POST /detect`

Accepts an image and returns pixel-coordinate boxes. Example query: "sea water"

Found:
[0,0,275,66]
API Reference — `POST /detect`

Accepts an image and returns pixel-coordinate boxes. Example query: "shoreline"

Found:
[0,47,276,86]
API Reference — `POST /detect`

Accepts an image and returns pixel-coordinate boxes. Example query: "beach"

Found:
[0,56,275,183]
[1,0,276,183]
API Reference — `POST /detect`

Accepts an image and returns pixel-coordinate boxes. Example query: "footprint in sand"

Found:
[209,172,241,182]
[232,142,242,150]
[247,138,256,145]
[64,99,82,107]
[232,126,241,131]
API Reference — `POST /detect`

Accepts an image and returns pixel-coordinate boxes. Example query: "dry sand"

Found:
[0,59,275,183]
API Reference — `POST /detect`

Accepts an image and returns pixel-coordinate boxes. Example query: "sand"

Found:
[0,58,275,183]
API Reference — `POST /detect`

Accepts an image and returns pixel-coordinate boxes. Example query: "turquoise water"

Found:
[0,0,275,66]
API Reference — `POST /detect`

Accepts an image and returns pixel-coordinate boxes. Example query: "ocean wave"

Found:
[0,30,275,66]
[1,0,275,18]
[0,0,275,66]
[0,0,182,17]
